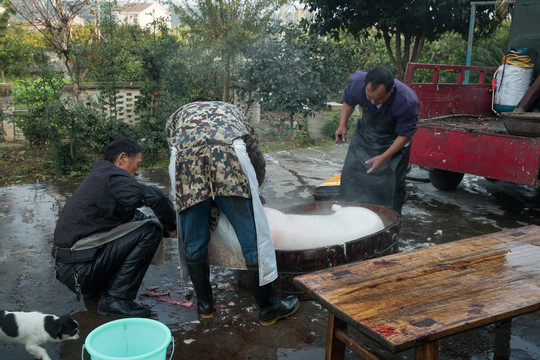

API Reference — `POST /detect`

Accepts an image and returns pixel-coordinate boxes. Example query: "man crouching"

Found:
[52,137,177,318]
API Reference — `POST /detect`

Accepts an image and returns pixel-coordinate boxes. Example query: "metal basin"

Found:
[275,201,401,300]
[501,112,540,137]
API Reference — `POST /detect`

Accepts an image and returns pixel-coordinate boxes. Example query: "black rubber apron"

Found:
[340,107,410,213]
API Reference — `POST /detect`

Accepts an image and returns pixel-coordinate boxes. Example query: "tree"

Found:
[85,4,131,122]
[303,0,503,79]
[7,0,94,86]
[173,0,283,101]
[0,32,37,81]
[131,21,187,164]
[0,0,16,48]
[240,24,355,138]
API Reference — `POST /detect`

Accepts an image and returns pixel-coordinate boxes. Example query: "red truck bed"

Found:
[405,63,540,188]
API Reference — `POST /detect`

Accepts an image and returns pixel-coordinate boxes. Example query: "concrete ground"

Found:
[1,143,540,360]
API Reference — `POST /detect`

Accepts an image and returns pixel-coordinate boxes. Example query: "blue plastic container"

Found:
[82,318,173,360]
[494,104,516,113]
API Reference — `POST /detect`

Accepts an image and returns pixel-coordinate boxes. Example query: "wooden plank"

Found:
[297,226,540,295]
[295,226,540,353]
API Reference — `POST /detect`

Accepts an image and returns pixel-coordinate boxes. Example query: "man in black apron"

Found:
[335,67,419,214]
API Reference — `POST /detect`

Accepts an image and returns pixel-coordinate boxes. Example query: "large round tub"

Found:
[239,201,401,300]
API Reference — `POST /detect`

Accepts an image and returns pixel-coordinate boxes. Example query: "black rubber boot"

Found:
[93,221,162,318]
[103,221,163,300]
[97,296,151,318]
[246,264,300,326]
[186,254,215,319]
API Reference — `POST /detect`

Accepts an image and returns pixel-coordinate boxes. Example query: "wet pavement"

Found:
[1,143,540,360]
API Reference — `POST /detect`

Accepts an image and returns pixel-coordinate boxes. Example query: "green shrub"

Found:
[322,119,339,139]
[18,99,141,175]
[50,141,96,175]
[12,108,54,146]
[12,75,67,109]
[0,108,6,143]
[11,75,68,146]
[134,117,170,166]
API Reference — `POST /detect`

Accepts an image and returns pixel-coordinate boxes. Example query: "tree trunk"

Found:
[289,113,295,139]
[381,27,426,81]
[63,56,83,102]
[223,53,231,103]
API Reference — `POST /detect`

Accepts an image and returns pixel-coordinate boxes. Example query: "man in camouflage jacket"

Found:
[167,100,265,213]
[166,99,299,325]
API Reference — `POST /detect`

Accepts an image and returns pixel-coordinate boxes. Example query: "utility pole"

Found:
[465,1,515,83]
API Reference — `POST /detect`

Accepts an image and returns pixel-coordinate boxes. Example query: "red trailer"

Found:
[405,62,540,190]
[313,1,540,198]
[312,63,540,199]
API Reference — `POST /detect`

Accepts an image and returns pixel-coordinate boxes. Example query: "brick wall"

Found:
[1,82,143,142]
[62,82,143,124]
[1,81,262,141]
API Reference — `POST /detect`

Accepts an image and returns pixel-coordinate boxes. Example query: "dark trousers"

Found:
[180,196,258,264]
[56,220,162,300]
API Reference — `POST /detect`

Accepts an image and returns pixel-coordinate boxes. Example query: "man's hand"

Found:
[337,102,354,143]
[365,155,388,174]
[335,126,347,143]
[168,230,178,238]
[365,136,410,174]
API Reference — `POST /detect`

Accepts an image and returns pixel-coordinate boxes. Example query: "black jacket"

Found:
[52,160,176,263]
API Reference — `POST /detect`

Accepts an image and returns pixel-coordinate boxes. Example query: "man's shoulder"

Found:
[179,100,242,113]
[394,79,419,105]
[176,101,245,125]
[90,160,140,186]
[93,160,129,176]
[349,70,367,83]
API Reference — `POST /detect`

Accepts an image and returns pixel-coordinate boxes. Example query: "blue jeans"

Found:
[180,196,258,264]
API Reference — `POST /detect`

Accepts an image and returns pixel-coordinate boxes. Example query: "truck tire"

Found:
[429,169,464,191]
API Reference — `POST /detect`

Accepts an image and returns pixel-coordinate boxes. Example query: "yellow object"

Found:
[502,51,534,68]
[200,312,214,319]
[316,173,341,187]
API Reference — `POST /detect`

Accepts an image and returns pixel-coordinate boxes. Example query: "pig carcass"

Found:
[208,205,384,269]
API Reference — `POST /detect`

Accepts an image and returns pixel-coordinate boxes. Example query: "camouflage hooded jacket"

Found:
[166,101,266,212]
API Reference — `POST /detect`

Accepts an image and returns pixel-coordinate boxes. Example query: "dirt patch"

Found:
[0,142,57,186]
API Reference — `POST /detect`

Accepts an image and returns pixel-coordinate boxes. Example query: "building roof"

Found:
[115,3,166,14]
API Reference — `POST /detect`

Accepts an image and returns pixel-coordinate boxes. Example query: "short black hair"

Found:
[365,66,395,92]
[103,137,142,163]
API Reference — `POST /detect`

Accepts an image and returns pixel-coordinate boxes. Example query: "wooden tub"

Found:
[237,201,401,300]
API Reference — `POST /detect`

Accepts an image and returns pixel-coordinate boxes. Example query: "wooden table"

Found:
[294,225,540,360]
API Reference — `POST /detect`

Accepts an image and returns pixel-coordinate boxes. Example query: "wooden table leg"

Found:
[325,312,387,360]
[326,312,346,360]
[494,319,512,360]
[415,341,439,360]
